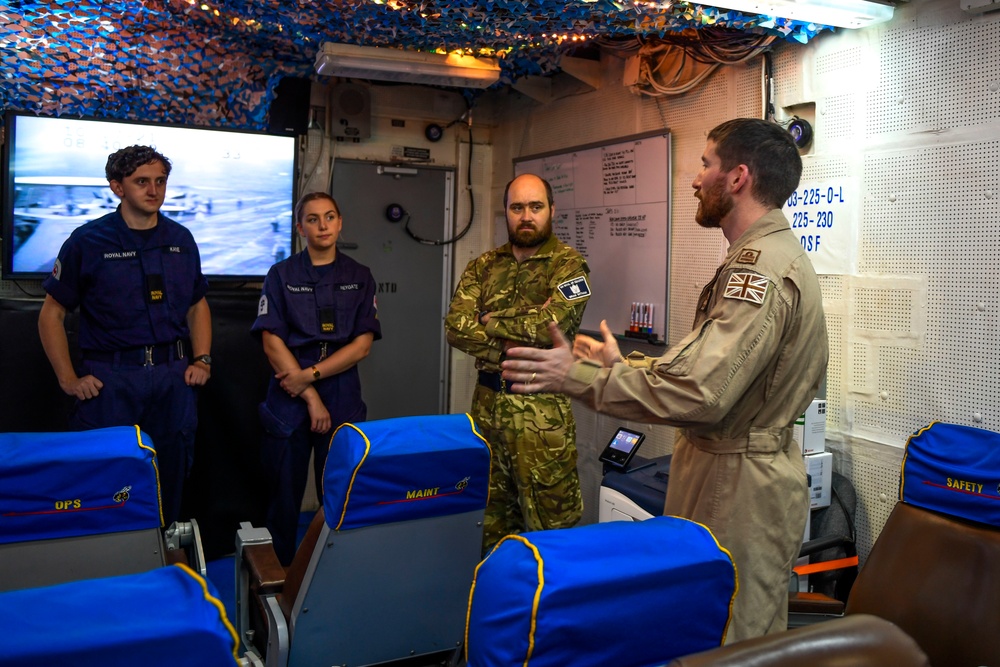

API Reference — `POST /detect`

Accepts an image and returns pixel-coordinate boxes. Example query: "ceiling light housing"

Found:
[315,43,501,89]
[703,0,894,29]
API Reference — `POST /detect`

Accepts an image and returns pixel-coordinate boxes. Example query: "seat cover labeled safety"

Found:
[0,425,162,543]
[466,516,737,667]
[900,421,1000,527]
[324,413,491,531]
[1,563,238,666]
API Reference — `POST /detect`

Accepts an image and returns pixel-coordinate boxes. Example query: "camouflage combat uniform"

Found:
[563,210,828,643]
[446,233,590,551]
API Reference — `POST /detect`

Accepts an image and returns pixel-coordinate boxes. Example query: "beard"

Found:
[695,179,733,229]
[509,217,553,248]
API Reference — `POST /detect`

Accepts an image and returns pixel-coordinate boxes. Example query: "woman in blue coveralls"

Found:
[252,192,382,565]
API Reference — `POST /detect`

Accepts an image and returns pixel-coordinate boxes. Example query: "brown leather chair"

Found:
[843,501,1000,667]
[667,614,929,667]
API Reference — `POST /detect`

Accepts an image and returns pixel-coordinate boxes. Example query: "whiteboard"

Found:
[515,131,671,339]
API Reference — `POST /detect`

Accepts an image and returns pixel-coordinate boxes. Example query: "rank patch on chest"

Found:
[736,248,760,265]
[724,272,769,305]
[557,275,591,301]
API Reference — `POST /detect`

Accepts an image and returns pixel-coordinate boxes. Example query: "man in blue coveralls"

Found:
[38,145,212,527]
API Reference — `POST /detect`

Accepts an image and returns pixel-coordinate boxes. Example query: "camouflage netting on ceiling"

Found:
[0,1,829,130]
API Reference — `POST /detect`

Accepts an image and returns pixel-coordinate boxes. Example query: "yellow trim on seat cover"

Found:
[465,413,492,507]
[899,421,937,501]
[332,422,371,531]
[132,424,164,528]
[465,534,545,667]
[172,563,241,664]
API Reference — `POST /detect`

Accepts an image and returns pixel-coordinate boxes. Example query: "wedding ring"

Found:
[530,372,536,384]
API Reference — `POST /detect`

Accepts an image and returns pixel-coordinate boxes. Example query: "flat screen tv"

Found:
[1,112,297,281]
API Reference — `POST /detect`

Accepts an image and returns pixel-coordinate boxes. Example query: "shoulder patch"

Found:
[51,258,62,281]
[557,275,591,301]
[258,295,268,316]
[736,248,761,265]
[724,272,769,305]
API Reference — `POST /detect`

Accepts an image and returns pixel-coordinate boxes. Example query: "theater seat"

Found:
[0,425,205,592]
[236,414,491,667]
[666,614,928,667]
[0,563,238,667]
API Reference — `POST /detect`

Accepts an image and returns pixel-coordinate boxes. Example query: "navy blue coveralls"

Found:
[42,208,209,526]
[251,249,381,564]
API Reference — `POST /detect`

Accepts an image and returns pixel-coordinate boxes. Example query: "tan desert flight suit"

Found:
[563,209,828,643]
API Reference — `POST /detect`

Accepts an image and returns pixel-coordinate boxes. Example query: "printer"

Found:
[599,454,671,523]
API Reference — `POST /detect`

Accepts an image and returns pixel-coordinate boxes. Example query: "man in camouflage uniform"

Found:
[446,173,591,552]
[502,119,828,642]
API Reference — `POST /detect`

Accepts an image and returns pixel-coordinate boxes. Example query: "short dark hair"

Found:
[707,119,802,209]
[294,192,340,223]
[105,145,172,183]
[503,174,554,208]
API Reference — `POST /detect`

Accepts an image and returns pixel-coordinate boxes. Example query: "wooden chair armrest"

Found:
[243,543,286,596]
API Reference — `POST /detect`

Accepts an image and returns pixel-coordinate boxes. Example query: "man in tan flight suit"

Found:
[501,118,828,643]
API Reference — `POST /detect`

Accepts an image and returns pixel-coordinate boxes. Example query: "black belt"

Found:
[478,370,506,393]
[82,340,189,366]
[293,341,334,363]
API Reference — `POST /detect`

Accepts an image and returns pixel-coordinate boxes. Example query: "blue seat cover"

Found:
[901,421,1000,527]
[0,425,162,543]
[323,413,491,531]
[1,564,238,666]
[466,516,737,667]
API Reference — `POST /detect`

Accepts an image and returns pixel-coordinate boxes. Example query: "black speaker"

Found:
[268,76,312,136]
[328,83,371,140]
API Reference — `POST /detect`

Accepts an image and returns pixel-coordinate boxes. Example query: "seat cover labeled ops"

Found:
[1,564,238,667]
[324,413,491,530]
[0,425,162,543]
[901,421,1000,527]
[466,516,737,667]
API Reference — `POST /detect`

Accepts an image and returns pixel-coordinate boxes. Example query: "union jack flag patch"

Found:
[724,272,769,305]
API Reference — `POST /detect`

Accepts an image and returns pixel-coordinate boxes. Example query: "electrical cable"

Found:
[605,28,775,97]
[403,107,475,247]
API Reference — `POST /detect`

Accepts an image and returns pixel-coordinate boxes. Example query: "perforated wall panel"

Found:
[831,440,902,564]
[857,140,1000,441]
[734,59,762,119]
[866,24,946,135]
[818,274,846,416]
[772,41,803,104]
[868,12,1000,137]
[821,94,857,140]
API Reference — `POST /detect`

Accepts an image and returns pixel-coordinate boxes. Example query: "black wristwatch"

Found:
[193,354,212,366]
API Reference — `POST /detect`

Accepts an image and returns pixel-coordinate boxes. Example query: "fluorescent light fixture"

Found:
[315,43,501,89]
[702,0,894,29]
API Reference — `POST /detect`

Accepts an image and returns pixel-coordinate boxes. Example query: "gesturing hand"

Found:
[502,322,574,394]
